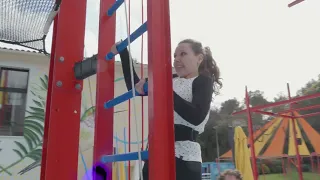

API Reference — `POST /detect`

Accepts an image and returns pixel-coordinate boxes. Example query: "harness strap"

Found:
[174,124,199,142]
[144,124,199,152]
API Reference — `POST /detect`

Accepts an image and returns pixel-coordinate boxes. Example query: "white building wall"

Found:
[0,48,153,180]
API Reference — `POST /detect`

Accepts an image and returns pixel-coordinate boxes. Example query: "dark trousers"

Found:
[140,157,202,180]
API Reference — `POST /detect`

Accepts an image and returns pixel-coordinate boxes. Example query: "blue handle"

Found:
[104,82,148,109]
[106,22,148,60]
[101,150,148,163]
[107,0,124,16]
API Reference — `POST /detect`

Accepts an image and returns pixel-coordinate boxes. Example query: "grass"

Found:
[262,172,319,180]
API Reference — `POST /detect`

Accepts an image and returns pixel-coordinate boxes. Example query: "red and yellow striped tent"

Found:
[220,111,320,159]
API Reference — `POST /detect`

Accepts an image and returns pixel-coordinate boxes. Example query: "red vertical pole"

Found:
[287,83,304,180]
[282,156,286,180]
[147,0,176,179]
[40,0,87,179]
[310,155,315,180]
[317,154,320,174]
[287,157,291,175]
[93,0,116,173]
[40,14,58,180]
[245,87,258,180]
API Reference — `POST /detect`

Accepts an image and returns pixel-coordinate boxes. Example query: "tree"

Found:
[248,90,269,107]
[198,108,221,162]
[271,92,289,113]
[132,58,138,63]
[198,98,244,162]
[220,98,242,115]
[246,90,270,125]
[294,76,320,132]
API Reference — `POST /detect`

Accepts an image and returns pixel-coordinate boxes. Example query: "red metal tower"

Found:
[40,0,175,179]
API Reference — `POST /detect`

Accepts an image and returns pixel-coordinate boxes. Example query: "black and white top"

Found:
[119,49,214,162]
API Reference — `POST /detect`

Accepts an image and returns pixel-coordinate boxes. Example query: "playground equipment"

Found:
[38,0,175,179]
[220,83,320,180]
[1,0,171,179]
[288,0,306,7]
[201,162,235,180]
[0,0,315,179]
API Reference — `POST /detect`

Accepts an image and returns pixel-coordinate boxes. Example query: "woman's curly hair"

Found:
[218,169,243,180]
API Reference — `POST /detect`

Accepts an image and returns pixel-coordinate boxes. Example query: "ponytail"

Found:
[199,46,222,94]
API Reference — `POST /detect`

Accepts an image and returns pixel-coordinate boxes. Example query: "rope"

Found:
[128,1,132,179]
[79,47,91,180]
[123,0,144,179]
[140,0,145,151]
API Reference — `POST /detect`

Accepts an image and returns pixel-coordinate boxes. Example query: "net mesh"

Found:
[0,0,60,54]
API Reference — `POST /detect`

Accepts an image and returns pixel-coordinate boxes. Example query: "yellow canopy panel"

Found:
[294,111,320,154]
[220,111,319,159]
[263,118,289,157]
[288,119,310,156]
[251,118,282,156]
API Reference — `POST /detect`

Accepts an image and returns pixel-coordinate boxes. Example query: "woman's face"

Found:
[173,43,203,78]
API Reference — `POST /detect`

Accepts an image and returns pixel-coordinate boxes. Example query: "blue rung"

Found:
[104,82,148,109]
[101,150,149,163]
[107,0,124,16]
[106,22,148,60]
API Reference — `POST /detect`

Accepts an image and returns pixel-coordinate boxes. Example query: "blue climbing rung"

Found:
[101,150,149,163]
[106,22,148,60]
[107,0,124,16]
[104,82,148,109]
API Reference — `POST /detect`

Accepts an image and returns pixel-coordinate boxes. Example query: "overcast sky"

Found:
[1,0,320,107]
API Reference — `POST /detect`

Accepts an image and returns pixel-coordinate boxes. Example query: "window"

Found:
[0,66,29,136]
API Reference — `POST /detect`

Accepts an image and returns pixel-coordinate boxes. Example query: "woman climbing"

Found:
[110,39,222,180]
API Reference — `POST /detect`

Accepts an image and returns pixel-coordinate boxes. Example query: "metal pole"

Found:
[147,0,176,179]
[93,0,116,174]
[245,87,259,180]
[40,0,87,178]
[287,83,304,180]
[214,126,220,161]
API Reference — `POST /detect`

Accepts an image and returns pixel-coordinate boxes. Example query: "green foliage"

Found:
[11,75,47,173]
[261,160,283,174]
[262,172,317,180]
[271,93,289,114]
[248,90,269,107]
[269,164,283,174]
[302,164,311,172]
[295,76,320,133]
[259,164,271,174]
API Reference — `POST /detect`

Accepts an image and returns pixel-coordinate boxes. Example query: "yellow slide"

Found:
[234,126,254,180]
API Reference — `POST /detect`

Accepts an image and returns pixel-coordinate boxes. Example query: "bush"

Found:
[302,164,311,172]
[269,164,283,174]
[258,164,271,174]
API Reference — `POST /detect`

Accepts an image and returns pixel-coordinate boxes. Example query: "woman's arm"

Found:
[119,48,141,91]
[119,48,178,89]
[173,75,214,126]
